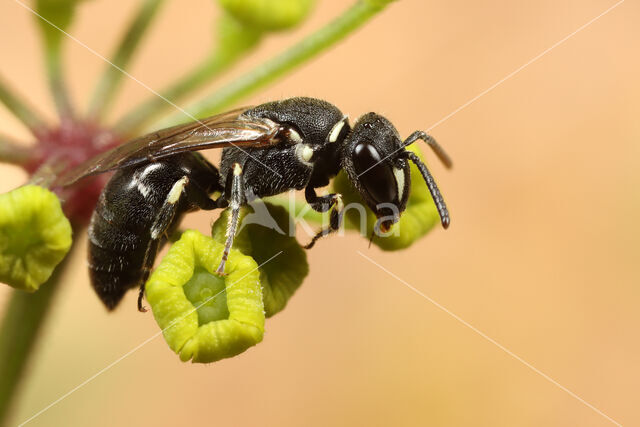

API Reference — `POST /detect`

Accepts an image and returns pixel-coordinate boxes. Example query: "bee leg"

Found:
[304,186,337,213]
[303,187,344,249]
[137,283,147,312]
[216,163,244,275]
[137,239,160,312]
[137,176,191,312]
[403,151,450,229]
[403,131,453,169]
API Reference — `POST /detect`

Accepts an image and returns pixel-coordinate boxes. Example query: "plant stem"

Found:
[0,134,33,165]
[0,74,46,134]
[45,45,74,119]
[115,13,262,136]
[0,240,77,426]
[161,0,396,126]
[88,0,166,120]
[115,52,238,135]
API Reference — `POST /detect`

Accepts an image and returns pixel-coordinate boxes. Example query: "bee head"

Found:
[342,113,410,232]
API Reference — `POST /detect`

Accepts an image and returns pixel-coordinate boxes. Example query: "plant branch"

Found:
[0,74,46,134]
[161,0,396,126]
[115,13,262,136]
[0,239,79,426]
[45,44,74,119]
[0,134,34,165]
[88,0,167,120]
[115,52,240,135]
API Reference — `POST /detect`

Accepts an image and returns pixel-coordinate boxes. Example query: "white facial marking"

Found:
[329,117,348,143]
[167,176,188,205]
[289,128,303,144]
[233,163,243,176]
[295,144,314,167]
[394,167,405,201]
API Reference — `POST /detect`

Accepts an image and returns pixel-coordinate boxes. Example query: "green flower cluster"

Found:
[146,230,264,363]
[144,152,443,363]
[211,202,308,317]
[146,202,308,363]
[0,185,72,292]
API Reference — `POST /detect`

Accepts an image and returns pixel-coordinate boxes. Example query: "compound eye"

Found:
[352,142,398,206]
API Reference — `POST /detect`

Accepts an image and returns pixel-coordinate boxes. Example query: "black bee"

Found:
[57,97,451,311]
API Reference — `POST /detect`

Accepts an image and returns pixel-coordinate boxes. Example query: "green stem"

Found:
[0,74,46,134]
[88,0,166,120]
[45,44,74,119]
[162,0,396,126]
[115,13,262,136]
[0,239,78,426]
[115,52,238,135]
[0,134,33,165]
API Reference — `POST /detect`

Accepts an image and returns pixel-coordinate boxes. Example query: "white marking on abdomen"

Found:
[138,163,162,180]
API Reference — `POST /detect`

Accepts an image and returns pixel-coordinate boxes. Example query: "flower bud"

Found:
[0,185,72,292]
[145,230,264,363]
[217,0,315,32]
[211,201,308,317]
[333,145,440,251]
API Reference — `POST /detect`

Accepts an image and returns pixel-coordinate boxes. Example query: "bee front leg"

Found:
[304,186,344,249]
[216,163,245,275]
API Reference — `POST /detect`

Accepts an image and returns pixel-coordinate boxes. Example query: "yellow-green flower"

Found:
[212,201,308,317]
[333,144,441,251]
[217,0,315,32]
[146,230,264,363]
[0,185,72,292]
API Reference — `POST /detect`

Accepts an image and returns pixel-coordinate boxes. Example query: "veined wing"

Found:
[56,107,283,186]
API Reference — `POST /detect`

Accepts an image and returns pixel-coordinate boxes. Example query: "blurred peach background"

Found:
[1,0,639,426]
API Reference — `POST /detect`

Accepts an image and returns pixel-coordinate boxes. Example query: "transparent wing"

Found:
[56,107,283,186]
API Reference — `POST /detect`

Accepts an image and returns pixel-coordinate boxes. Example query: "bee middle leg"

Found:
[304,186,344,249]
[215,163,245,275]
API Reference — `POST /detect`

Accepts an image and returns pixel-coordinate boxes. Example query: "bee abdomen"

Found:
[88,205,152,310]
